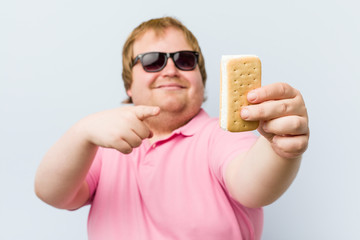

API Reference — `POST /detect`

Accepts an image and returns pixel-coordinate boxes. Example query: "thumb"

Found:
[132,105,160,120]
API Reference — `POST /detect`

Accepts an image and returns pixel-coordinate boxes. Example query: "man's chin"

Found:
[158,102,186,113]
[152,95,185,110]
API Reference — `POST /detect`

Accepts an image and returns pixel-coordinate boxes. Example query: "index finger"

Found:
[132,105,160,120]
[247,82,299,103]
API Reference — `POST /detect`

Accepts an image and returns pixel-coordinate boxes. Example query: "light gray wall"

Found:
[1,0,359,239]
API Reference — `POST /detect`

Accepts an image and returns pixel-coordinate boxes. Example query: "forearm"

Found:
[35,121,98,209]
[35,106,160,209]
[226,136,302,208]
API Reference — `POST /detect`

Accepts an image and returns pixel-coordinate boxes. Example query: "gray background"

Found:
[1,0,360,239]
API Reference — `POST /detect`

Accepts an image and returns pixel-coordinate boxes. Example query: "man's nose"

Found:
[161,57,179,77]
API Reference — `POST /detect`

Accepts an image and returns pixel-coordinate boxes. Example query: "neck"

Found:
[145,108,200,142]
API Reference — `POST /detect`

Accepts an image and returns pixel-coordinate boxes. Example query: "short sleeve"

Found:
[85,147,103,204]
[208,124,258,190]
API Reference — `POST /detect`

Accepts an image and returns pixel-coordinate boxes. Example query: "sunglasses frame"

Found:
[132,51,199,72]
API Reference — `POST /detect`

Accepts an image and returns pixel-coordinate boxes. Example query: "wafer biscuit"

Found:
[220,55,261,132]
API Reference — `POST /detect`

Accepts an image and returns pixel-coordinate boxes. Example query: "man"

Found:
[35,17,309,240]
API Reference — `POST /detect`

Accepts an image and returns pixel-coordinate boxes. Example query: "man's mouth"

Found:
[155,83,186,90]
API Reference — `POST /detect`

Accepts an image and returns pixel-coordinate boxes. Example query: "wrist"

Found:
[72,118,98,149]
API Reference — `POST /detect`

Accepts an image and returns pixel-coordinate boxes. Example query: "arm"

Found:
[34,105,160,209]
[225,83,309,208]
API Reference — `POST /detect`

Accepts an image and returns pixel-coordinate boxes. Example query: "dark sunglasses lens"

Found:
[142,53,166,72]
[174,52,197,70]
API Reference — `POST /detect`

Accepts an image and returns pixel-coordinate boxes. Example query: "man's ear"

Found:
[126,89,132,97]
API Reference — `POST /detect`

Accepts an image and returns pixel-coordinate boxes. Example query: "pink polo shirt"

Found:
[85,109,263,240]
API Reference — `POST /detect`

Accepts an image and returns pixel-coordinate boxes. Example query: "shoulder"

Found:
[181,109,257,142]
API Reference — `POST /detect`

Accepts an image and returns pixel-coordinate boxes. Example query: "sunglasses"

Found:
[132,51,199,72]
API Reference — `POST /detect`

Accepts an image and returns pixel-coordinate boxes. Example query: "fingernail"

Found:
[241,108,250,119]
[152,107,160,115]
[262,123,268,132]
[247,91,257,102]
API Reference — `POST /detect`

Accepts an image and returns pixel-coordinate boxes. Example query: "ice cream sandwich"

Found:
[220,55,261,132]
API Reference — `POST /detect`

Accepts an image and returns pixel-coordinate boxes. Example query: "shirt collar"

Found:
[173,109,211,137]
